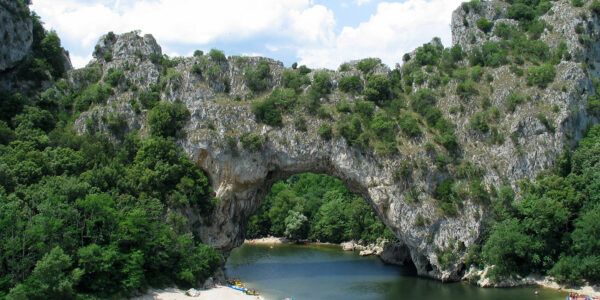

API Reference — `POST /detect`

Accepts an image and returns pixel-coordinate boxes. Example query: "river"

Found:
[225,243,565,300]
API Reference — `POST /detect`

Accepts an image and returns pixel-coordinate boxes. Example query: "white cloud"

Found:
[70,54,92,69]
[297,0,463,69]
[32,0,335,67]
[355,0,374,6]
[31,0,462,70]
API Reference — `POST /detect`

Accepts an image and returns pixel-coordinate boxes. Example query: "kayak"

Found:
[228,285,248,292]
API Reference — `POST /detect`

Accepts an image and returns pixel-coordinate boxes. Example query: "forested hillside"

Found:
[0,7,221,299]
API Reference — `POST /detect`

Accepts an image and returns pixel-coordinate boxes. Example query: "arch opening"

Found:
[228,172,416,272]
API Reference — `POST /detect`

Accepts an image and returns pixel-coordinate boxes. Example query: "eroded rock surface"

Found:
[0,0,32,71]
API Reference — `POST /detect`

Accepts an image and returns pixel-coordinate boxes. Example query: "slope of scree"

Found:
[70,0,599,281]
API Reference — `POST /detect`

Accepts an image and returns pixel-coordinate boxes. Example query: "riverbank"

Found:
[465,267,600,298]
[135,286,263,300]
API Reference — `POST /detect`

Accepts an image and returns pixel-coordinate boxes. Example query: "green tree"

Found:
[147,101,190,137]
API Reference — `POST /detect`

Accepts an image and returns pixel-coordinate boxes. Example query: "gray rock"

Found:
[0,0,33,71]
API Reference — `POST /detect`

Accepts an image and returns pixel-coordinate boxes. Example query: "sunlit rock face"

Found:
[71,0,598,281]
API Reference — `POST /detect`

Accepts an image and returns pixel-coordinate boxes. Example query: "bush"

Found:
[572,0,584,7]
[356,58,381,74]
[363,75,392,106]
[147,101,190,137]
[208,49,226,62]
[354,101,375,118]
[415,42,443,66]
[74,83,111,111]
[139,86,160,109]
[105,68,124,87]
[527,64,556,88]
[240,132,264,151]
[339,75,362,94]
[592,0,600,14]
[282,69,309,93]
[245,60,271,93]
[398,112,422,138]
[506,92,526,112]
[312,72,332,96]
[456,80,479,99]
[251,89,295,127]
[252,99,282,127]
[318,124,333,140]
[476,18,493,33]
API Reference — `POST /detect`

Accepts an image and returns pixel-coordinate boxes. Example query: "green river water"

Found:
[225,243,566,300]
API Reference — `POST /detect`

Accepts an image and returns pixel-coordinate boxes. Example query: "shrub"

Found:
[470,111,490,133]
[527,64,556,88]
[339,75,362,94]
[456,80,479,99]
[508,3,535,21]
[337,116,363,145]
[240,132,265,151]
[415,42,443,66]
[74,83,111,111]
[506,92,526,112]
[208,49,226,62]
[494,23,514,40]
[318,124,333,140]
[139,86,160,109]
[252,99,282,127]
[588,95,600,116]
[336,101,352,113]
[193,50,204,57]
[245,60,271,93]
[105,68,124,87]
[282,69,309,93]
[398,112,422,138]
[476,18,493,33]
[147,101,190,137]
[363,75,391,105]
[251,88,296,127]
[354,101,375,118]
[356,58,381,74]
[312,72,332,96]
[294,116,307,132]
[572,0,584,7]
[592,0,600,14]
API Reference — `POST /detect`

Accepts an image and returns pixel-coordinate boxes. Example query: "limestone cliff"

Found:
[0,0,32,71]
[71,0,599,282]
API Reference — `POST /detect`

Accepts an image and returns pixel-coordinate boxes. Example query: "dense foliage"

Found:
[482,126,600,285]
[245,173,395,244]
[0,9,221,298]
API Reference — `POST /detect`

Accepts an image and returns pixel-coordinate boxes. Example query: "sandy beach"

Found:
[135,286,263,300]
[244,236,287,245]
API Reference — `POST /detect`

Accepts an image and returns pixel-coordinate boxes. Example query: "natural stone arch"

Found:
[179,105,484,281]
[72,0,598,282]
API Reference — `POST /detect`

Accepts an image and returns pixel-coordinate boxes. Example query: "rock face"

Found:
[0,0,32,71]
[71,0,599,282]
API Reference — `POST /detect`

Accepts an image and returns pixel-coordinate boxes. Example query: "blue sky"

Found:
[31,0,463,69]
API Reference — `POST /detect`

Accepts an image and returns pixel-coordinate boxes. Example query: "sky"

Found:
[30,0,464,69]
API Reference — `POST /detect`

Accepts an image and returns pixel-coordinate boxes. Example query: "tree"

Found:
[363,75,391,106]
[147,101,190,137]
[8,247,82,300]
[284,210,308,240]
[245,60,271,93]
